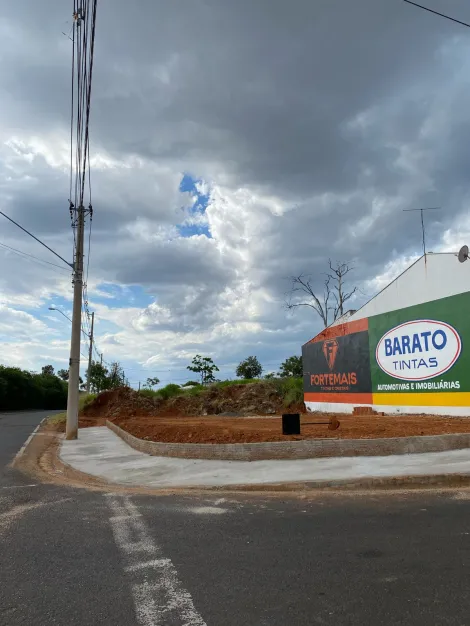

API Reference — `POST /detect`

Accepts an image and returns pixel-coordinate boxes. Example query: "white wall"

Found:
[305,401,470,417]
[350,253,470,322]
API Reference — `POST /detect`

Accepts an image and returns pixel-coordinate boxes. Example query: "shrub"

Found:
[138,388,159,399]
[214,379,263,388]
[279,377,304,407]
[187,384,205,396]
[156,383,182,400]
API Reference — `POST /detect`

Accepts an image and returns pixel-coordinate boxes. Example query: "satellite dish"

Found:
[458,245,469,263]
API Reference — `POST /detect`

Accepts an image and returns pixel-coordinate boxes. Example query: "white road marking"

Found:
[11,416,48,464]
[187,506,228,515]
[126,559,172,572]
[0,498,72,537]
[1,484,37,490]
[106,494,207,626]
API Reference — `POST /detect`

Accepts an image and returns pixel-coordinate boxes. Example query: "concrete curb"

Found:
[106,420,470,461]
[226,473,470,492]
[51,427,470,493]
[11,416,48,465]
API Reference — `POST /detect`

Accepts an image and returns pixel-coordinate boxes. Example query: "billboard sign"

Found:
[303,330,372,395]
[375,320,462,381]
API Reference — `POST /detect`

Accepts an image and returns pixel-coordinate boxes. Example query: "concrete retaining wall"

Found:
[106,420,470,461]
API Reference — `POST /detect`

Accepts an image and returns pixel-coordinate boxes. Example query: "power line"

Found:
[0,210,73,269]
[66,0,98,439]
[85,210,93,295]
[0,241,72,274]
[403,0,470,28]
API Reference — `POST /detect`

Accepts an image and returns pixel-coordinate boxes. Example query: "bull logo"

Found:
[322,339,338,371]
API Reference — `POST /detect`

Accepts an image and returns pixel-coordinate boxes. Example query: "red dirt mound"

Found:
[81,383,305,423]
[82,387,161,418]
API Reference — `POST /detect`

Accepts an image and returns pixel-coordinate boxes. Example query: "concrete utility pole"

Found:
[66,207,85,440]
[86,311,95,394]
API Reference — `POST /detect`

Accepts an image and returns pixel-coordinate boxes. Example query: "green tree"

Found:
[108,361,126,389]
[41,364,55,376]
[57,368,69,381]
[279,355,303,378]
[236,356,263,379]
[58,369,84,386]
[0,365,67,411]
[187,355,219,385]
[86,361,109,393]
[144,376,160,389]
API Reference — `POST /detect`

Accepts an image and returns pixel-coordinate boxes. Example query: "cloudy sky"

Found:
[1,0,470,386]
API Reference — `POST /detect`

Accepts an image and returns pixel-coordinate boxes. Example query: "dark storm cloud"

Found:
[93,228,235,291]
[2,0,470,345]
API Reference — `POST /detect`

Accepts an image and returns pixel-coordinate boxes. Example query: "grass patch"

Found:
[47,393,96,424]
[138,388,159,399]
[79,393,96,411]
[186,384,205,396]
[214,378,264,388]
[138,385,183,400]
[278,377,303,407]
[48,411,66,425]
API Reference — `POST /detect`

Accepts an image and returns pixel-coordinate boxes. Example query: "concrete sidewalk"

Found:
[59,426,470,489]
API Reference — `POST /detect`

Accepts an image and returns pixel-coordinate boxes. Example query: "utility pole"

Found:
[86,311,95,393]
[66,207,85,440]
[100,353,103,366]
[138,381,141,391]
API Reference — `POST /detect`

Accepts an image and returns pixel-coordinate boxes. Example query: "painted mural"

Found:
[302,292,469,409]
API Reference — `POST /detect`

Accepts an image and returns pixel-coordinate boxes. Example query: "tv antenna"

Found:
[458,245,469,263]
[403,207,441,256]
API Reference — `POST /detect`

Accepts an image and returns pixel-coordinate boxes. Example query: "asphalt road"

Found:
[1,412,470,625]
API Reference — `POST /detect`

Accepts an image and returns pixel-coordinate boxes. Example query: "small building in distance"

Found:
[302,252,470,416]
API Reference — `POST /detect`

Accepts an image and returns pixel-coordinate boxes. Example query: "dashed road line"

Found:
[106,494,207,626]
[1,484,38,490]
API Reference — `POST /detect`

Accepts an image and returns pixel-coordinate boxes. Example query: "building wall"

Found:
[303,254,470,416]
[349,253,470,321]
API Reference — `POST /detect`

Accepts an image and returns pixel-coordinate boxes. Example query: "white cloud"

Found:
[2,1,470,382]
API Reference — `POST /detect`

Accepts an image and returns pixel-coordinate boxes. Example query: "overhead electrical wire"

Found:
[67,0,99,376]
[70,0,96,212]
[403,0,470,28]
[0,210,73,269]
[69,7,76,252]
[0,241,72,275]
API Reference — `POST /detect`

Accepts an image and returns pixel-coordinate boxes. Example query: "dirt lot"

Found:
[107,413,470,444]
[79,386,470,444]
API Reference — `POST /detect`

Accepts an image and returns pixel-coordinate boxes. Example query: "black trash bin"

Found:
[282,413,300,435]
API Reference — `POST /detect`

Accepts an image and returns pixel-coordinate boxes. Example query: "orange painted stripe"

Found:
[306,317,368,344]
[304,392,373,404]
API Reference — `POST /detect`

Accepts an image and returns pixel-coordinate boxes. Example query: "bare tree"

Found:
[286,260,357,328]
